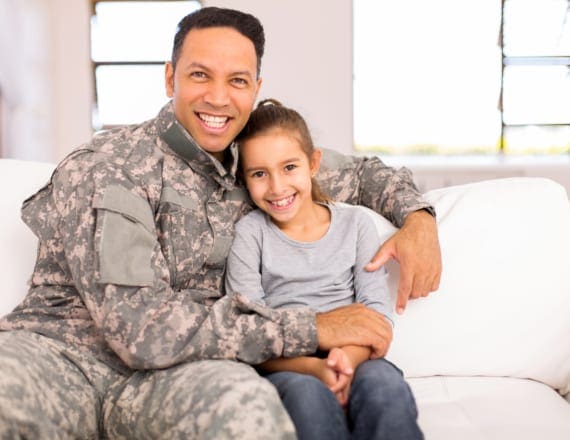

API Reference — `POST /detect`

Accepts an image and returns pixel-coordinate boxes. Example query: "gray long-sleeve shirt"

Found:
[225,204,394,325]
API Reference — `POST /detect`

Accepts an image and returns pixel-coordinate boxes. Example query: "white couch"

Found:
[1,158,570,439]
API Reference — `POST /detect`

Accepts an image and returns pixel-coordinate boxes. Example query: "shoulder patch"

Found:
[93,185,156,286]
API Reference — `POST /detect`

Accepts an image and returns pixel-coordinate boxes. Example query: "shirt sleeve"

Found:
[352,209,395,326]
[225,214,268,305]
[45,160,317,369]
[317,148,435,228]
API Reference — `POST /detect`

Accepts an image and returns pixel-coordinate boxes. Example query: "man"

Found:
[0,7,440,439]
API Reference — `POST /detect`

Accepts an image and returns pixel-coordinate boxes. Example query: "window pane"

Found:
[94,65,168,127]
[504,125,570,154]
[504,0,570,57]
[502,65,570,125]
[353,0,502,154]
[91,1,200,62]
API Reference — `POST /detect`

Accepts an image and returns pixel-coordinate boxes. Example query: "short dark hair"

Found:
[171,7,265,77]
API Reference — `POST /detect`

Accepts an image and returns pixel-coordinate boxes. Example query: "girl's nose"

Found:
[269,174,284,194]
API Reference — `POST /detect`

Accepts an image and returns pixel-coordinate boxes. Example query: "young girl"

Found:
[225,99,422,440]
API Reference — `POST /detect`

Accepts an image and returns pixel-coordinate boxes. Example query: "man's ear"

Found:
[310,148,323,175]
[165,62,174,98]
[254,77,263,102]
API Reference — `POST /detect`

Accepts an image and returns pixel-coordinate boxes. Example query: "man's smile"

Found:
[197,113,230,129]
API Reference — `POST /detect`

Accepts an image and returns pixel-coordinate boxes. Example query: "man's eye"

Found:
[232,78,248,86]
[190,71,207,79]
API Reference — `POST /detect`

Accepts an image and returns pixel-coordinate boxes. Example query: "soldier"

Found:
[0,6,441,439]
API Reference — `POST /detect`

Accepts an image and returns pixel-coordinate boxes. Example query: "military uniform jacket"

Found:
[0,102,433,374]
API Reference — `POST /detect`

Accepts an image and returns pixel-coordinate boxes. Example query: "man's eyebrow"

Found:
[232,70,255,78]
[184,62,209,71]
[184,62,254,78]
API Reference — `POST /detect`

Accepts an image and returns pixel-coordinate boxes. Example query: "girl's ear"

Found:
[310,148,323,176]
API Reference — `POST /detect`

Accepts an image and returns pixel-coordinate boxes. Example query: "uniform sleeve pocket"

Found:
[93,185,156,286]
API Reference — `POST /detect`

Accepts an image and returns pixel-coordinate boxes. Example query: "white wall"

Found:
[203,0,353,155]
[0,0,92,162]
[0,0,54,161]
[50,0,93,161]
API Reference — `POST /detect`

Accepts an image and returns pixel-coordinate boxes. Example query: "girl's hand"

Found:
[323,348,354,407]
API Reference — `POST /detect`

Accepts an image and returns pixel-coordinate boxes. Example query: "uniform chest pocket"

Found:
[156,187,214,282]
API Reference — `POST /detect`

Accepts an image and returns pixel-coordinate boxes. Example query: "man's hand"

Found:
[316,304,392,359]
[365,209,442,314]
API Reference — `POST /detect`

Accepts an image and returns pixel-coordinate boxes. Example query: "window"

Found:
[354,0,570,155]
[90,0,200,129]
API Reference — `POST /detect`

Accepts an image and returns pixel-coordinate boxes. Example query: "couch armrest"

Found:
[365,177,570,394]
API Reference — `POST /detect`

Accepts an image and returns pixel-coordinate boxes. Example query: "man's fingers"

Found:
[370,341,390,359]
[396,269,413,314]
[410,275,430,299]
[430,271,441,292]
[398,271,440,313]
[316,303,393,354]
[396,296,408,315]
[365,241,395,272]
[411,270,440,298]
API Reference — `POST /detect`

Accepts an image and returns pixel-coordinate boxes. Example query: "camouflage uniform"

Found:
[0,102,432,439]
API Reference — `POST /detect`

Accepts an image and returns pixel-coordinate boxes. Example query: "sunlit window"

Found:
[354,0,570,155]
[90,0,200,129]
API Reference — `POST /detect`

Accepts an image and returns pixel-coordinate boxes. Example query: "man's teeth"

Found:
[271,195,294,207]
[199,113,228,128]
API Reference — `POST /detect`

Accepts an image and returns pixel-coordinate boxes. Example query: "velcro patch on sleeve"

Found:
[94,185,155,286]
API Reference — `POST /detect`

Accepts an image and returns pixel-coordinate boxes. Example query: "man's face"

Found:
[165,27,262,160]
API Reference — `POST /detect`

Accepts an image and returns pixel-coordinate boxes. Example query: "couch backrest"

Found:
[2,159,569,395]
[365,177,570,395]
[0,159,55,316]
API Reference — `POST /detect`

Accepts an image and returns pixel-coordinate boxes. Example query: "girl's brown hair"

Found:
[236,99,331,204]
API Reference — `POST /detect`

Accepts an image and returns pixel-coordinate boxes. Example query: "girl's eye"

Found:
[284,164,297,172]
[251,171,265,178]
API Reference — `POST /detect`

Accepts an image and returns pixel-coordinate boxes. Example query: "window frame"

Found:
[90,0,201,130]
[499,0,570,153]
[353,0,570,155]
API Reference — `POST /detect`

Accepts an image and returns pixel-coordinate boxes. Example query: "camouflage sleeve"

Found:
[52,160,317,369]
[316,148,435,227]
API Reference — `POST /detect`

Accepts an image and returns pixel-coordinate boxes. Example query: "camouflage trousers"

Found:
[0,331,296,439]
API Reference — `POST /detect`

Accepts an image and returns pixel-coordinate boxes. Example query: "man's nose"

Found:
[204,80,230,107]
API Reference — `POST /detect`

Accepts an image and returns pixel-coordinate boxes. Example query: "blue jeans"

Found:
[264,358,423,440]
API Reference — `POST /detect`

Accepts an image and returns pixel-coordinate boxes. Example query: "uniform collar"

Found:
[158,102,239,188]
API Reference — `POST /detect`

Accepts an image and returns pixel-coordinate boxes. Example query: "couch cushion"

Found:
[409,376,570,440]
[365,177,570,394]
[0,159,55,317]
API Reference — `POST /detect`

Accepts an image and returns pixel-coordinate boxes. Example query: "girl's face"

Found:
[240,129,321,228]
